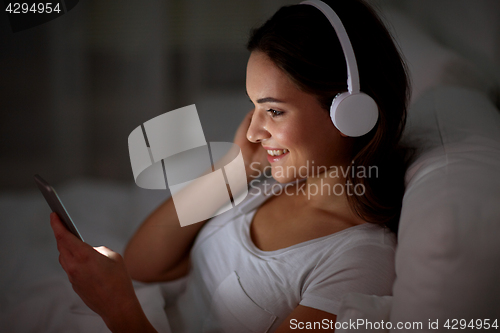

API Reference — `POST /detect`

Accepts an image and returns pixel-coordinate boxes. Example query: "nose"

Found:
[246,110,271,143]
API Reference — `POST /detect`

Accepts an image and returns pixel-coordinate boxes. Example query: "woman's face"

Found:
[246,51,353,183]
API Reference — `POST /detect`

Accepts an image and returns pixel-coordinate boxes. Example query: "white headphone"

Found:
[300,0,379,137]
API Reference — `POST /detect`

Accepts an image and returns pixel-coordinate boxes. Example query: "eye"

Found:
[267,109,284,117]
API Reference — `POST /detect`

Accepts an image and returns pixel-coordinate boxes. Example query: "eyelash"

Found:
[247,98,284,118]
[267,109,284,117]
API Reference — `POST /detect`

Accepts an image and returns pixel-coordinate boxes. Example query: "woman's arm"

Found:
[123,186,212,282]
[124,159,245,282]
[123,154,250,283]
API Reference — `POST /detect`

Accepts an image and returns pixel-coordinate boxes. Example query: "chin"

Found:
[270,168,301,184]
[271,175,290,184]
[269,158,311,184]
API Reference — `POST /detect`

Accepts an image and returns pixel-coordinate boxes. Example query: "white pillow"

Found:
[378,8,494,105]
[392,86,500,325]
[397,0,500,103]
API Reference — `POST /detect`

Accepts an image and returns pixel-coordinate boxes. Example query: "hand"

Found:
[50,213,156,332]
[233,109,270,182]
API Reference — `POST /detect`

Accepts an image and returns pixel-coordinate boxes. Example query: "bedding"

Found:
[378,7,494,105]
[396,0,500,104]
[391,86,500,325]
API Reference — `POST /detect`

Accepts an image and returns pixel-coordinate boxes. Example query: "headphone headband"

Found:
[300,0,360,93]
[299,0,379,137]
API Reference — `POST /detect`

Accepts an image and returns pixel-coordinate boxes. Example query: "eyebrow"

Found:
[257,97,285,104]
[246,91,285,104]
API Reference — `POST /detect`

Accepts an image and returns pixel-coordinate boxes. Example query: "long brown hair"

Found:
[247,0,412,233]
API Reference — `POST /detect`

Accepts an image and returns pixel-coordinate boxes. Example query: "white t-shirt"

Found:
[166,178,396,333]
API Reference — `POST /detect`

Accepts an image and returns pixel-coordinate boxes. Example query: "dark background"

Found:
[0,0,295,190]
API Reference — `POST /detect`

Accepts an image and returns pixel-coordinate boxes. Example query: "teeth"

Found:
[267,149,288,156]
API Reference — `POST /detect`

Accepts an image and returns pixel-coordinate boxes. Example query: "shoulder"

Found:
[344,222,396,250]
[318,222,396,260]
[302,223,397,292]
[299,224,396,314]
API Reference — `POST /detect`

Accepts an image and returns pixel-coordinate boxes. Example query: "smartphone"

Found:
[34,174,84,242]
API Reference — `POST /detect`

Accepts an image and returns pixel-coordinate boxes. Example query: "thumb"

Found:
[94,246,121,260]
[94,246,114,257]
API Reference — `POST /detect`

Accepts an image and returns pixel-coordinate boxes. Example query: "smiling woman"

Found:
[246,0,412,233]
[48,0,411,332]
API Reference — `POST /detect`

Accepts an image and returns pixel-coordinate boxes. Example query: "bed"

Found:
[1,0,500,332]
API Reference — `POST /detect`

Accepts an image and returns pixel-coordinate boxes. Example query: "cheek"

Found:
[271,123,298,148]
[271,116,339,159]
[297,122,341,162]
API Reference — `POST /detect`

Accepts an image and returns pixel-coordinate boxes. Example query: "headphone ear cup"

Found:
[330,92,379,137]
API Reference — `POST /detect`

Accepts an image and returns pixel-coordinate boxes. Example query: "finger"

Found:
[50,213,70,246]
[58,248,77,282]
[237,109,253,129]
[58,251,72,274]
[58,253,66,270]
[50,212,69,239]
[245,109,254,125]
[50,212,83,253]
[94,246,113,257]
[50,213,76,256]
[94,246,121,261]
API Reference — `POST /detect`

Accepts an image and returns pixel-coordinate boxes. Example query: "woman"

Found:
[50,0,410,331]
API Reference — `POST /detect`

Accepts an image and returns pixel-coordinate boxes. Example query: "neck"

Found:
[296,163,354,212]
